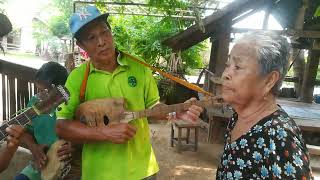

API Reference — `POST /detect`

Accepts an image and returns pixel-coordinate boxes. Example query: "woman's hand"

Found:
[30,144,48,170]
[168,98,203,123]
[57,141,73,163]
[5,125,25,149]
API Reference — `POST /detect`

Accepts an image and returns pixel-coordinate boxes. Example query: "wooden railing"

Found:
[0,59,37,122]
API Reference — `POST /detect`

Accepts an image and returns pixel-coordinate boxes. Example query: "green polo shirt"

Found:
[56,52,160,180]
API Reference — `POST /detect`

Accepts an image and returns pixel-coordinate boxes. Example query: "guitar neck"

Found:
[124,96,223,121]
[0,108,37,142]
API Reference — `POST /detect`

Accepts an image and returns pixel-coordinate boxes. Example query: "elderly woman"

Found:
[216,32,312,179]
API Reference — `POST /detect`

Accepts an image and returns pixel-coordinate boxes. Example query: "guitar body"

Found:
[62,143,82,180]
[41,140,66,180]
[41,140,82,180]
[76,98,127,127]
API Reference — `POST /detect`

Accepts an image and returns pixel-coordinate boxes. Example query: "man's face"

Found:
[77,21,115,63]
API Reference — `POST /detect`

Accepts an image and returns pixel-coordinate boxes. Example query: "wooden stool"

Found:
[170,120,201,153]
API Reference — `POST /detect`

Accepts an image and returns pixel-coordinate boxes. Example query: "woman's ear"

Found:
[264,71,280,94]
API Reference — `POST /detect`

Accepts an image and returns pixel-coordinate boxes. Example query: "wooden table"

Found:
[206,106,233,143]
[205,99,320,143]
[277,99,320,132]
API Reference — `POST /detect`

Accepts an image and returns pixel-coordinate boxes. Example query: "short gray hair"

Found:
[237,32,291,95]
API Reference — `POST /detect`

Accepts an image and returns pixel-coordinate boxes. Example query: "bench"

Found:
[170,120,201,153]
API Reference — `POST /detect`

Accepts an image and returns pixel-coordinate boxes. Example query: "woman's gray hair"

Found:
[237,31,292,95]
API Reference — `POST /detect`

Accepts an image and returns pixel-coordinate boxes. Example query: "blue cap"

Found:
[69,6,109,37]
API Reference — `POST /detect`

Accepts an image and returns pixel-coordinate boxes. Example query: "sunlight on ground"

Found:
[173,165,214,176]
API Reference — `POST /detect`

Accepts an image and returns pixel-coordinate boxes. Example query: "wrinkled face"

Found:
[221,42,266,106]
[77,21,115,63]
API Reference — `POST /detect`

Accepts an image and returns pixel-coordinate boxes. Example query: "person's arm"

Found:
[0,125,24,172]
[0,145,18,172]
[148,99,203,122]
[56,119,136,144]
[20,132,48,170]
[143,67,203,122]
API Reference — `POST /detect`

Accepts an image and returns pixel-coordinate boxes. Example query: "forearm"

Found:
[0,146,17,172]
[56,120,107,144]
[20,132,37,150]
[148,103,169,121]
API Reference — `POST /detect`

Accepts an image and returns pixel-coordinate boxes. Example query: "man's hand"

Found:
[57,141,73,163]
[168,98,203,123]
[29,144,48,170]
[5,125,25,149]
[99,123,137,144]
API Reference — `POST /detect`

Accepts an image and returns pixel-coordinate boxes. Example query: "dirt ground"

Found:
[149,122,320,180]
[149,122,222,180]
[1,122,320,179]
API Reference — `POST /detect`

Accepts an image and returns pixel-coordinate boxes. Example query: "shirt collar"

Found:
[89,50,128,74]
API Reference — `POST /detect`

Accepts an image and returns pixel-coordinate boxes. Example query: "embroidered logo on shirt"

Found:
[128,76,137,87]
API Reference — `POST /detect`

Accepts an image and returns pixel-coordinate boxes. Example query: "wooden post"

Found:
[208,17,232,95]
[8,76,16,116]
[292,49,305,97]
[2,74,7,121]
[301,49,320,103]
[293,0,308,99]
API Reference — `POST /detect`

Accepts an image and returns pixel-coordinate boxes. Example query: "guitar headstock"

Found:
[33,85,70,115]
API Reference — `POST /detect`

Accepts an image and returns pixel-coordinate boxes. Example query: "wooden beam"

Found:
[307,144,320,156]
[301,49,320,103]
[0,59,37,80]
[284,76,320,85]
[208,19,231,95]
[232,8,263,24]
[163,0,272,51]
[231,28,320,39]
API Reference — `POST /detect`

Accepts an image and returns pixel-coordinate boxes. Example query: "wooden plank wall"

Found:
[0,59,37,122]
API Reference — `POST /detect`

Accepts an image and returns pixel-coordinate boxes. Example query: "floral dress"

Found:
[216,109,313,179]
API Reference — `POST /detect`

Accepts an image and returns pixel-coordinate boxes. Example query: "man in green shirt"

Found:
[56,5,203,180]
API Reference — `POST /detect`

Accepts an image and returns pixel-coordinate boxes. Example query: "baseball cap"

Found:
[69,5,109,37]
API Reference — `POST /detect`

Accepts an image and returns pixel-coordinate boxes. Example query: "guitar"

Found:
[0,85,69,142]
[77,96,224,126]
[0,85,69,180]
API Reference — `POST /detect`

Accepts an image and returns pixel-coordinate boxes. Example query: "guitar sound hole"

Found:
[104,115,110,125]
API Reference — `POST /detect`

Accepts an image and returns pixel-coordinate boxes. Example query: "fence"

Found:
[0,59,37,122]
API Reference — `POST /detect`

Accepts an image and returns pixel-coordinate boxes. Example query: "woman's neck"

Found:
[233,95,278,123]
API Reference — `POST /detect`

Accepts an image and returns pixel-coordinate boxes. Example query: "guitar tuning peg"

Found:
[51,84,55,88]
